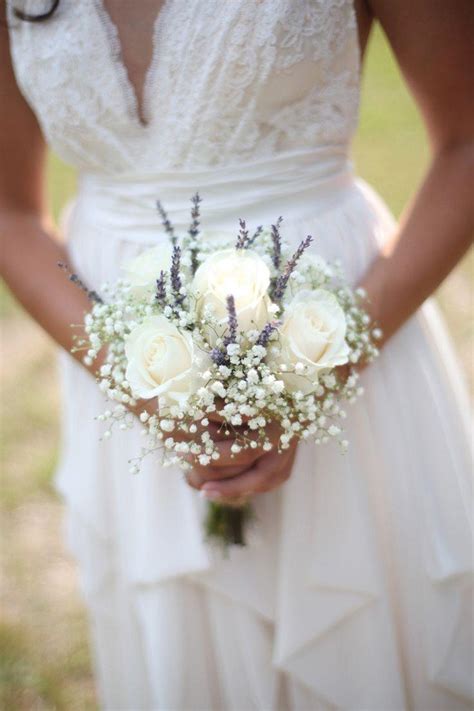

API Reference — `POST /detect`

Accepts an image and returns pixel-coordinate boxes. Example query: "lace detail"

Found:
[7,0,360,173]
[91,0,172,126]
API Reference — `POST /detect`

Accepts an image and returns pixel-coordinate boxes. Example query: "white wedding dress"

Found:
[8,1,473,709]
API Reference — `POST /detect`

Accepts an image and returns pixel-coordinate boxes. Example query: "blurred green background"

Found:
[1,27,472,710]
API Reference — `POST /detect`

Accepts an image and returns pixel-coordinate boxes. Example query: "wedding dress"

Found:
[7,1,473,709]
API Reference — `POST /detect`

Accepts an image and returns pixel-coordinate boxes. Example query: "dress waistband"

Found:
[73,146,355,242]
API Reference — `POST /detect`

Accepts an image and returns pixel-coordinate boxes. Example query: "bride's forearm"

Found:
[1,19,104,378]
[359,141,474,347]
[0,210,102,374]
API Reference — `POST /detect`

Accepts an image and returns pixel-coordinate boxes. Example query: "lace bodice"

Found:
[7,0,360,174]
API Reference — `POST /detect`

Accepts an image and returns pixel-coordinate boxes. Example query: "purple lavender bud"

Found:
[271,216,283,270]
[256,320,280,347]
[170,245,185,305]
[210,347,227,365]
[188,192,202,239]
[246,224,263,247]
[188,192,202,275]
[155,270,167,306]
[223,294,238,346]
[156,199,177,246]
[235,218,250,250]
[272,234,313,301]
[57,262,103,303]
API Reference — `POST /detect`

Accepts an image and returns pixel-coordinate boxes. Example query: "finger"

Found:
[200,450,293,499]
[188,442,261,479]
[207,410,226,424]
[202,462,287,499]
[183,438,259,483]
[206,398,227,424]
[185,469,203,490]
[184,462,251,490]
[189,462,253,482]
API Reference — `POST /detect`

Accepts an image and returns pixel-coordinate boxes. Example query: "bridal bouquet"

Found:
[62,194,381,547]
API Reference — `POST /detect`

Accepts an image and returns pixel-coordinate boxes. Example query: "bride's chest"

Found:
[7,0,359,171]
[11,1,357,114]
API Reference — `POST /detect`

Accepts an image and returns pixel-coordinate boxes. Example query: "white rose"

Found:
[122,245,173,297]
[275,289,350,393]
[192,248,272,342]
[125,315,199,404]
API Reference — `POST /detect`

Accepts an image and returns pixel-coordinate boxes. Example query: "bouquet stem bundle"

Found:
[204,500,255,548]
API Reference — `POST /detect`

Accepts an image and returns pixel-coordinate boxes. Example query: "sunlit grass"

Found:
[354,27,431,216]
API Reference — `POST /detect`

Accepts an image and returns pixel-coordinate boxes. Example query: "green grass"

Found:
[354,27,431,216]
[0,621,67,710]
[0,152,76,319]
[47,153,77,222]
[0,26,471,709]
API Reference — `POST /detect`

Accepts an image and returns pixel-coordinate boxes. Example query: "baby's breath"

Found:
[65,201,381,529]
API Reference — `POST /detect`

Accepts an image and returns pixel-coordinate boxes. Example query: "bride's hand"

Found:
[185,419,298,501]
[191,438,298,501]
[128,397,298,500]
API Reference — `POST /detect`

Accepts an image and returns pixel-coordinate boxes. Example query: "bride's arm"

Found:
[192,0,474,501]
[359,0,474,346]
[0,20,103,375]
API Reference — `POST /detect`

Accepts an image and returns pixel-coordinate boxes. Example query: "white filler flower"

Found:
[299,253,334,279]
[125,315,197,404]
[276,289,350,393]
[192,248,273,341]
[122,245,173,297]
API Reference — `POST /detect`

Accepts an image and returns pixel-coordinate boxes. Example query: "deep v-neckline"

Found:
[94,0,171,127]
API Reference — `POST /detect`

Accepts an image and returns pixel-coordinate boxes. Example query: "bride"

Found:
[1,0,473,709]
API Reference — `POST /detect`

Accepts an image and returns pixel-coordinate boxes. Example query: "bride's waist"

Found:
[68,146,357,243]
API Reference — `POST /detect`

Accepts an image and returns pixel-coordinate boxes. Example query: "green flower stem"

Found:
[204,501,256,549]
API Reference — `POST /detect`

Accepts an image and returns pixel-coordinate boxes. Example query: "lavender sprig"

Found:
[210,295,238,364]
[235,218,250,250]
[188,192,202,238]
[270,216,283,270]
[210,347,227,366]
[188,192,202,275]
[155,270,167,307]
[272,235,313,302]
[223,295,238,347]
[170,245,185,305]
[246,225,264,248]
[256,320,280,347]
[57,262,103,303]
[156,199,177,246]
